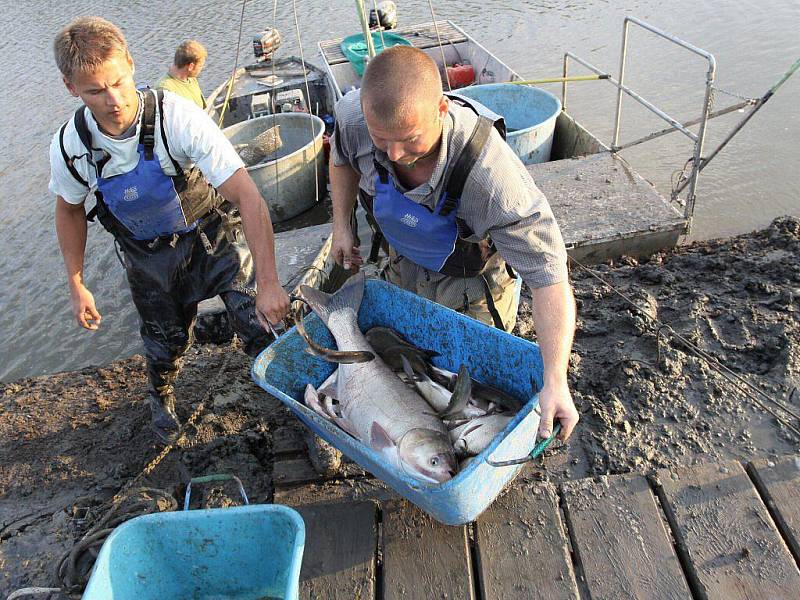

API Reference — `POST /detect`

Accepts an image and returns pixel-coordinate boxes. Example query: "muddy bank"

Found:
[2,217,800,595]
[515,215,800,480]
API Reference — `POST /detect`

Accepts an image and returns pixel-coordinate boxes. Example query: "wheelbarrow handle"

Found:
[486,423,562,467]
[183,474,249,510]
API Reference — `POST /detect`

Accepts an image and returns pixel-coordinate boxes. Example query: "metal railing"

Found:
[562,17,717,231]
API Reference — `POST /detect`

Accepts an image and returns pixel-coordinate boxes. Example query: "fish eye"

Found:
[430,457,439,466]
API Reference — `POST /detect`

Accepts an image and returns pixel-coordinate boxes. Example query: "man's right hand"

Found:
[331,226,363,271]
[70,284,102,330]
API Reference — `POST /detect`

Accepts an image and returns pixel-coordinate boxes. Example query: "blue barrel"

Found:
[455,83,561,165]
[82,504,306,599]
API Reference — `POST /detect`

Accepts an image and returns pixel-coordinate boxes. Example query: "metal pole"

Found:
[615,100,752,151]
[507,74,610,85]
[673,57,800,198]
[562,54,569,111]
[682,56,716,226]
[355,0,376,58]
[612,18,631,148]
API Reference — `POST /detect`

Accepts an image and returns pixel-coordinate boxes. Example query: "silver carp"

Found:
[300,273,457,484]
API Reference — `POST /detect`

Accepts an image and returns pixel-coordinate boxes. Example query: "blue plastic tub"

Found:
[252,279,546,526]
[454,83,562,165]
[82,504,306,599]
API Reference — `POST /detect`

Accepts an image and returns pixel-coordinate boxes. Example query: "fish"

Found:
[449,414,515,457]
[365,326,438,376]
[300,273,458,484]
[430,365,527,413]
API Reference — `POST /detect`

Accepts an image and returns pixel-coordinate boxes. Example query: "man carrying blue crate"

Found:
[49,17,290,444]
[329,46,579,442]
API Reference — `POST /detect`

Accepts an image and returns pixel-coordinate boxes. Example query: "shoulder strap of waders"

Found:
[439,115,494,217]
[58,121,89,188]
[154,89,188,185]
[70,106,112,223]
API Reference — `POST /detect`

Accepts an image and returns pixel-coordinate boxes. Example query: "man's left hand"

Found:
[255,282,290,330]
[537,378,579,441]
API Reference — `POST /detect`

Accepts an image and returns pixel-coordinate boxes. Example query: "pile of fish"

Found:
[299,273,530,484]
[234,124,282,166]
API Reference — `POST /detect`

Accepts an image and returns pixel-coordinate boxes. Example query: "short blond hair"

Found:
[174,40,207,68]
[54,16,129,81]
[361,46,443,125]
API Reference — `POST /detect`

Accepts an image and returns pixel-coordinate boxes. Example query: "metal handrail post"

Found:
[562,54,570,111]
[683,57,716,227]
[612,19,631,148]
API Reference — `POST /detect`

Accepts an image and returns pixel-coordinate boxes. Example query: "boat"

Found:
[205,16,736,296]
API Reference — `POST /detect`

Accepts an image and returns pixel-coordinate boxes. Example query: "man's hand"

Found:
[70,283,102,330]
[331,225,363,271]
[537,378,579,441]
[255,281,290,330]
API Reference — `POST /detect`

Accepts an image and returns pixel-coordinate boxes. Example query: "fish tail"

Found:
[300,272,365,327]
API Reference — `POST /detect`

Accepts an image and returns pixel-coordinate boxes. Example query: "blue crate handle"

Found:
[183,474,249,510]
[485,423,561,467]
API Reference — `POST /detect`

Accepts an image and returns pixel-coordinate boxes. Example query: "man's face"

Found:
[364,96,447,167]
[64,52,138,136]
[187,58,206,78]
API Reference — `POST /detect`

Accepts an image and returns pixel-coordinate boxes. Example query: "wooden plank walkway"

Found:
[272,452,800,599]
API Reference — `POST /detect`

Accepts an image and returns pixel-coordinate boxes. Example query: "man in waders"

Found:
[49,17,290,443]
[330,46,579,442]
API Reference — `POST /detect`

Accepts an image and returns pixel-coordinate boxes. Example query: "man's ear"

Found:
[438,95,449,119]
[63,76,79,98]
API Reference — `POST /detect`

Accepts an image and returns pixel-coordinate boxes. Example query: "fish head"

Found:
[397,428,458,484]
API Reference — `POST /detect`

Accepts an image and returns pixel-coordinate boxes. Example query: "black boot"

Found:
[148,390,181,444]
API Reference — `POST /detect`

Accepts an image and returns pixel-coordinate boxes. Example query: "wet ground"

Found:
[2,216,799,595]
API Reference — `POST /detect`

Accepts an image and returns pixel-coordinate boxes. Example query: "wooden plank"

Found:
[275,476,394,507]
[381,499,474,599]
[296,501,377,600]
[747,455,800,565]
[656,460,800,599]
[273,458,366,487]
[476,482,578,599]
[562,474,690,600]
[273,425,305,455]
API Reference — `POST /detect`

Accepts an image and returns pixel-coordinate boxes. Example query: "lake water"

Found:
[0,0,798,381]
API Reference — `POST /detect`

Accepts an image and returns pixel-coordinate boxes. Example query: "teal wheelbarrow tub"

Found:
[82,501,305,599]
[252,279,554,526]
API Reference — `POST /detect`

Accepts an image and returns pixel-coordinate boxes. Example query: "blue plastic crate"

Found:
[252,279,547,525]
[83,504,305,599]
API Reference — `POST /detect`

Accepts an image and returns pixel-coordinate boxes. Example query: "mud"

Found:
[2,217,800,595]
[514,215,800,480]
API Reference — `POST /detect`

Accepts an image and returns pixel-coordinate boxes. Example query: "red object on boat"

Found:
[322,134,331,163]
[446,64,475,89]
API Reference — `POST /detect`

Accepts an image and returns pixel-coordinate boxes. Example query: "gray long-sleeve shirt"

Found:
[331,89,568,293]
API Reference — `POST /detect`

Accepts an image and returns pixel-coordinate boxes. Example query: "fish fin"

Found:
[370,421,396,453]
[400,354,417,382]
[442,364,472,417]
[300,272,364,327]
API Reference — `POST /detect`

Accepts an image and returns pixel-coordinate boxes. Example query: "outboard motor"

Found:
[369,1,398,30]
[253,28,281,62]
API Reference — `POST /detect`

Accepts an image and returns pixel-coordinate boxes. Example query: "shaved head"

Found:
[361,46,443,126]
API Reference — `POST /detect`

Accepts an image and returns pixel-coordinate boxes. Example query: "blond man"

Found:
[50,17,288,443]
[156,39,207,109]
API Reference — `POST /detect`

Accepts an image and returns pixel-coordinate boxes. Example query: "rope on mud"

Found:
[569,256,800,438]
[55,488,178,596]
[51,349,238,596]
[5,588,61,600]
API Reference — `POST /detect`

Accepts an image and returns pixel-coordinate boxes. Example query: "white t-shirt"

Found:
[49,90,244,205]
